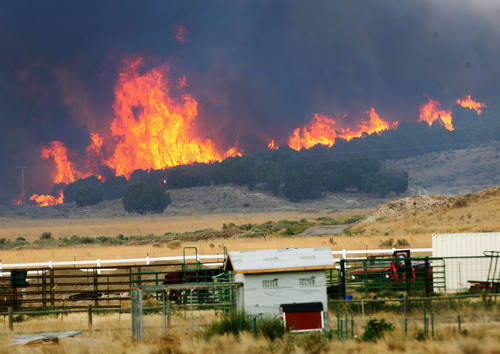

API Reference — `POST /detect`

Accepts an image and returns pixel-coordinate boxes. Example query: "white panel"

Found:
[228,248,334,272]
[432,233,500,292]
[241,271,327,317]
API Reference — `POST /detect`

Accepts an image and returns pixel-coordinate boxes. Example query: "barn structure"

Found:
[224,247,334,331]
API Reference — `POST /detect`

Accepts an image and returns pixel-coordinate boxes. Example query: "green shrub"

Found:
[203,311,253,339]
[258,315,286,341]
[76,185,103,207]
[40,232,52,240]
[361,319,394,342]
[123,183,171,214]
[379,238,394,247]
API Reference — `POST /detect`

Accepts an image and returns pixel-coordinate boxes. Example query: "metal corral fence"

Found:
[0,248,499,311]
[327,253,500,299]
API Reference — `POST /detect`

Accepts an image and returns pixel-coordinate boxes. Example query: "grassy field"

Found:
[1,308,499,353]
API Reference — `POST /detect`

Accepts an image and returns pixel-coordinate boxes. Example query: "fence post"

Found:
[403,293,408,318]
[88,305,93,330]
[340,259,346,300]
[424,257,431,297]
[8,307,13,331]
[423,309,428,339]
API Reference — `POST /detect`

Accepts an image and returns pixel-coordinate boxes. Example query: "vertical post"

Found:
[423,309,427,339]
[88,305,93,330]
[458,315,461,335]
[403,293,408,318]
[131,289,144,340]
[8,307,13,331]
[167,292,171,327]
[424,257,431,297]
[351,317,354,339]
[253,316,258,339]
[337,312,340,339]
[339,320,343,340]
[361,300,365,323]
[190,287,194,330]
[431,312,434,340]
[405,257,411,296]
[405,318,408,341]
[345,313,348,338]
[340,259,346,300]
[162,290,167,334]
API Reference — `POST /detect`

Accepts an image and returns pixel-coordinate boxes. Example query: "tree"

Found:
[148,185,172,213]
[123,183,150,214]
[76,185,103,207]
[123,183,171,214]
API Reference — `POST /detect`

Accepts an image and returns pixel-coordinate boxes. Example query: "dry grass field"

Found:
[0,186,498,352]
[0,186,499,264]
[0,309,499,353]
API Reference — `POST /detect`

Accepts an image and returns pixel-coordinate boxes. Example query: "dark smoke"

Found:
[1,1,499,202]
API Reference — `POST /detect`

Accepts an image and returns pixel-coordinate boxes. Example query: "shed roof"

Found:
[224,247,334,274]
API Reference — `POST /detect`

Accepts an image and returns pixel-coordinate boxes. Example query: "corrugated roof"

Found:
[224,247,334,274]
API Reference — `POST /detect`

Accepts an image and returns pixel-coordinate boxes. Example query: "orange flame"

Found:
[105,56,240,178]
[288,108,395,151]
[41,141,79,184]
[338,107,397,141]
[456,95,486,115]
[268,140,278,150]
[419,97,454,131]
[30,191,64,207]
[12,195,23,206]
[288,114,338,151]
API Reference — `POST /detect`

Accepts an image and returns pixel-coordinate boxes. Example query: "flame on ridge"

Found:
[287,108,395,151]
[419,97,454,131]
[456,95,486,115]
[105,56,240,178]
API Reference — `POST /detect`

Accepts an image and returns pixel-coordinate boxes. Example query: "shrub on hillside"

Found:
[123,183,171,214]
[76,185,103,207]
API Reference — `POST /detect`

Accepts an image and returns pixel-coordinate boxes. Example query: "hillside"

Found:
[354,185,500,237]
[386,141,500,195]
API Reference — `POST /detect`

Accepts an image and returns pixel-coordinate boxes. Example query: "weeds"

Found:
[361,319,394,342]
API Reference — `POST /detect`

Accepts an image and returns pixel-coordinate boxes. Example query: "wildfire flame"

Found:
[12,195,23,206]
[105,56,240,178]
[29,191,64,207]
[456,95,486,115]
[288,108,395,151]
[419,97,454,131]
[268,140,278,150]
[338,107,397,141]
[41,141,88,184]
[29,56,243,206]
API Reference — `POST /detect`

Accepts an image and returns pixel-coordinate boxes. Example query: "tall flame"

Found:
[338,107,397,141]
[419,97,454,131]
[456,95,486,115]
[105,56,237,178]
[41,141,80,184]
[287,108,395,151]
[268,140,278,150]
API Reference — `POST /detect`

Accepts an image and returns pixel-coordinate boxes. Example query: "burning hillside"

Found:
[1,2,498,206]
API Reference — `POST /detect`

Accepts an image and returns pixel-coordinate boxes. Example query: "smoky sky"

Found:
[1,0,499,200]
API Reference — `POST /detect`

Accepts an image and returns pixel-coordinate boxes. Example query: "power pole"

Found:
[18,166,27,207]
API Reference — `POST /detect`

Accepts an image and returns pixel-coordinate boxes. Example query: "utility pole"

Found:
[18,166,27,207]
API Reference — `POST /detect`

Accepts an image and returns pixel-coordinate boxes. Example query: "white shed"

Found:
[224,247,334,329]
[433,232,500,292]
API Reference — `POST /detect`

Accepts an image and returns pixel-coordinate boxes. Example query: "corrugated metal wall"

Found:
[432,233,500,292]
